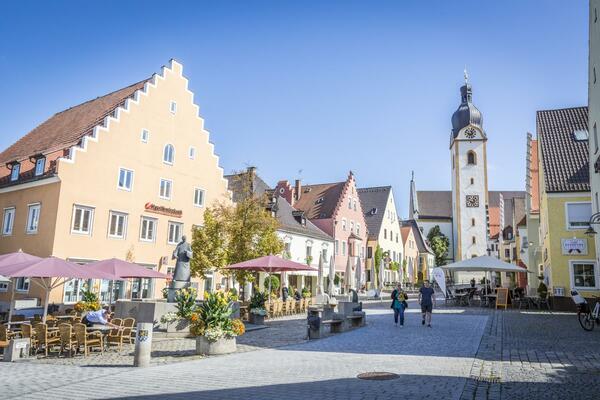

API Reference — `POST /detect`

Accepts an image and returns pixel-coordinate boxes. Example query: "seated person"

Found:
[81,308,119,328]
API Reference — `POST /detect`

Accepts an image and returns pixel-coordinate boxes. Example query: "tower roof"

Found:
[451,82,483,139]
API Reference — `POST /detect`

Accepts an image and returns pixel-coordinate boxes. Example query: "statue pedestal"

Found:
[167,280,191,302]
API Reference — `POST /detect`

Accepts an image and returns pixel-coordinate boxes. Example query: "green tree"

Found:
[191,171,284,284]
[374,245,383,287]
[427,225,449,267]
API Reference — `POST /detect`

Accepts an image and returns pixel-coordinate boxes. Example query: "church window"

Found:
[467,151,476,165]
[470,178,474,185]
[472,236,476,245]
[471,218,475,227]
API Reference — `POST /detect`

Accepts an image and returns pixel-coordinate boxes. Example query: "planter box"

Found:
[249,313,265,325]
[166,318,190,333]
[195,336,237,355]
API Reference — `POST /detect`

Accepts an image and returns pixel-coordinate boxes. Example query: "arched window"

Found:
[163,144,174,164]
[471,218,475,227]
[467,151,477,165]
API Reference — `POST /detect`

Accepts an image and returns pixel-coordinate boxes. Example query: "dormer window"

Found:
[574,129,589,141]
[10,163,20,182]
[34,157,45,176]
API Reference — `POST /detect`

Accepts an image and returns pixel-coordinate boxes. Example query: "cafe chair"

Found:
[73,323,103,356]
[58,323,77,357]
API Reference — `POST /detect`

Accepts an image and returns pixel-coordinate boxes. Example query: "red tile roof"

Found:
[293,182,346,220]
[0,79,149,165]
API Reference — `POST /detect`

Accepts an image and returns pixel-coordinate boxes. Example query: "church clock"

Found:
[464,127,477,139]
[465,195,479,208]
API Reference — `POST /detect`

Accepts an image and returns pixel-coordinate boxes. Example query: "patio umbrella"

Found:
[0,251,43,325]
[0,256,104,322]
[355,257,363,292]
[317,253,324,295]
[345,256,353,292]
[224,255,317,304]
[0,275,9,282]
[86,258,168,304]
[328,254,335,296]
[378,257,384,293]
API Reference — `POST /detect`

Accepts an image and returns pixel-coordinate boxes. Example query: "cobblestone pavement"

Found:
[2,303,600,399]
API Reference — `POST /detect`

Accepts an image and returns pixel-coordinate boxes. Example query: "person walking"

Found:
[390,284,408,327]
[418,280,436,327]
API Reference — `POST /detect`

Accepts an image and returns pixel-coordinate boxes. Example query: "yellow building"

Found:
[0,60,231,310]
[537,107,598,309]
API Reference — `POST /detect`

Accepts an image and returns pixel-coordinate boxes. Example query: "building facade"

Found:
[525,133,542,293]
[537,106,597,308]
[358,186,403,287]
[274,172,367,290]
[589,0,600,287]
[0,60,231,309]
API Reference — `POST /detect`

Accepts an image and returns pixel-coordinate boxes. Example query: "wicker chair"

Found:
[73,323,103,356]
[0,324,16,351]
[58,323,77,357]
[20,324,38,354]
[35,323,61,357]
[122,318,136,344]
[106,326,130,351]
[111,318,123,327]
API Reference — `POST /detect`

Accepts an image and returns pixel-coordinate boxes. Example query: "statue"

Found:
[167,235,193,302]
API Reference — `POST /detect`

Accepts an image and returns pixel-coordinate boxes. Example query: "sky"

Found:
[0,1,589,218]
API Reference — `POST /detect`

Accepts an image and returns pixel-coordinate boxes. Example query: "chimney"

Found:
[294,179,301,204]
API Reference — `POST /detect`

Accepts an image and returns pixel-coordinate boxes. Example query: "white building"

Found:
[589,0,600,266]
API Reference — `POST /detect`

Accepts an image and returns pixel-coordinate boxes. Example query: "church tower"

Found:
[450,72,489,261]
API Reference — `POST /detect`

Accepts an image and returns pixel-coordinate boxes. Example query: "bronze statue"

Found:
[167,235,193,302]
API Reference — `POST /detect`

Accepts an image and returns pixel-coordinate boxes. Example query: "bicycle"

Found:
[572,290,600,331]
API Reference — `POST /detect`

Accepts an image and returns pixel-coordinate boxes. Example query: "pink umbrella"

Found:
[225,255,317,303]
[0,251,43,325]
[86,258,168,304]
[2,257,104,322]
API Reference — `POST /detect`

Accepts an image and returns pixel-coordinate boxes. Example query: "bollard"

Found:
[133,322,153,367]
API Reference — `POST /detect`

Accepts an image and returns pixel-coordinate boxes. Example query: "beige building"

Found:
[0,60,230,309]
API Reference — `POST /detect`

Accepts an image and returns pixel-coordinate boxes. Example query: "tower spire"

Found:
[409,171,419,219]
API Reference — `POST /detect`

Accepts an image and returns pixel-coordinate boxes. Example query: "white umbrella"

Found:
[441,255,532,274]
[317,253,324,295]
[355,257,363,291]
[328,255,335,295]
[345,256,353,292]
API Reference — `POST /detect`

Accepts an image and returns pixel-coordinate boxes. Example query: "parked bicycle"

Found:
[572,290,600,331]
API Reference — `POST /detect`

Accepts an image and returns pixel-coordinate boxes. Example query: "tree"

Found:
[191,171,284,284]
[373,245,383,287]
[427,225,449,267]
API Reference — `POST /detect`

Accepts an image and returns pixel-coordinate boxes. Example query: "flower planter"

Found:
[195,336,237,355]
[249,313,265,325]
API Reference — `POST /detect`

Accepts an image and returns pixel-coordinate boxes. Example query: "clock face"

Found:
[464,127,477,139]
[466,195,479,208]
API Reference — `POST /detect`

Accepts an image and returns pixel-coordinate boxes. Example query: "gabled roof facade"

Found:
[357,186,391,240]
[225,167,271,203]
[293,182,346,220]
[537,106,590,193]
[272,197,333,242]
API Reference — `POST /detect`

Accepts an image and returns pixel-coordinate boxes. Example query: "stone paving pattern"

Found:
[2,301,600,399]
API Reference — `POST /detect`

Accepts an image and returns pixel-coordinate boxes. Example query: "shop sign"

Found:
[561,238,588,255]
[144,203,182,218]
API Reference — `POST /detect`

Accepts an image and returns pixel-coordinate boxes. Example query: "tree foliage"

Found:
[427,225,449,267]
[191,171,284,283]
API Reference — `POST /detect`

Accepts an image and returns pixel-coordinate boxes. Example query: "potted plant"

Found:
[161,287,197,333]
[190,291,244,355]
[74,285,101,315]
[301,287,311,299]
[249,291,268,325]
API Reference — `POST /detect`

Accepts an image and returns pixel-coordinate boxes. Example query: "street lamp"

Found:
[585,212,600,237]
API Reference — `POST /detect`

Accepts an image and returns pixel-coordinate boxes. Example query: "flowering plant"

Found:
[189,291,244,342]
[174,287,198,319]
[160,312,179,324]
[74,300,100,314]
[249,291,268,315]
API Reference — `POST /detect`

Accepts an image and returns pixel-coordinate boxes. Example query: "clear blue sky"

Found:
[0,1,588,217]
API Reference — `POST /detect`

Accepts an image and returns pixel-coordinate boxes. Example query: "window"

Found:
[284,241,291,258]
[194,188,205,207]
[350,221,354,234]
[367,246,373,259]
[396,234,398,243]
[504,249,510,259]
[108,211,127,239]
[342,219,347,231]
[306,244,312,260]
[348,198,352,209]
[566,202,592,229]
[470,178,474,185]
[117,168,134,191]
[335,240,339,255]
[472,218,475,227]
[15,277,30,292]
[163,144,174,164]
[2,207,15,235]
[141,129,149,143]
[0,281,7,292]
[170,100,177,114]
[472,236,476,245]
[353,199,357,211]
[159,179,173,200]
[384,229,387,239]
[189,147,196,160]
[140,216,157,242]
[26,203,41,234]
[168,221,183,244]
[10,163,20,182]
[342,241,346,256]
[35,158,45,176]
[467,151,476,165]
[574,129,589,141]
[71,205,93,235]
[322,248,328,261]
[356,223,360,236]
[571,262,597,289]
